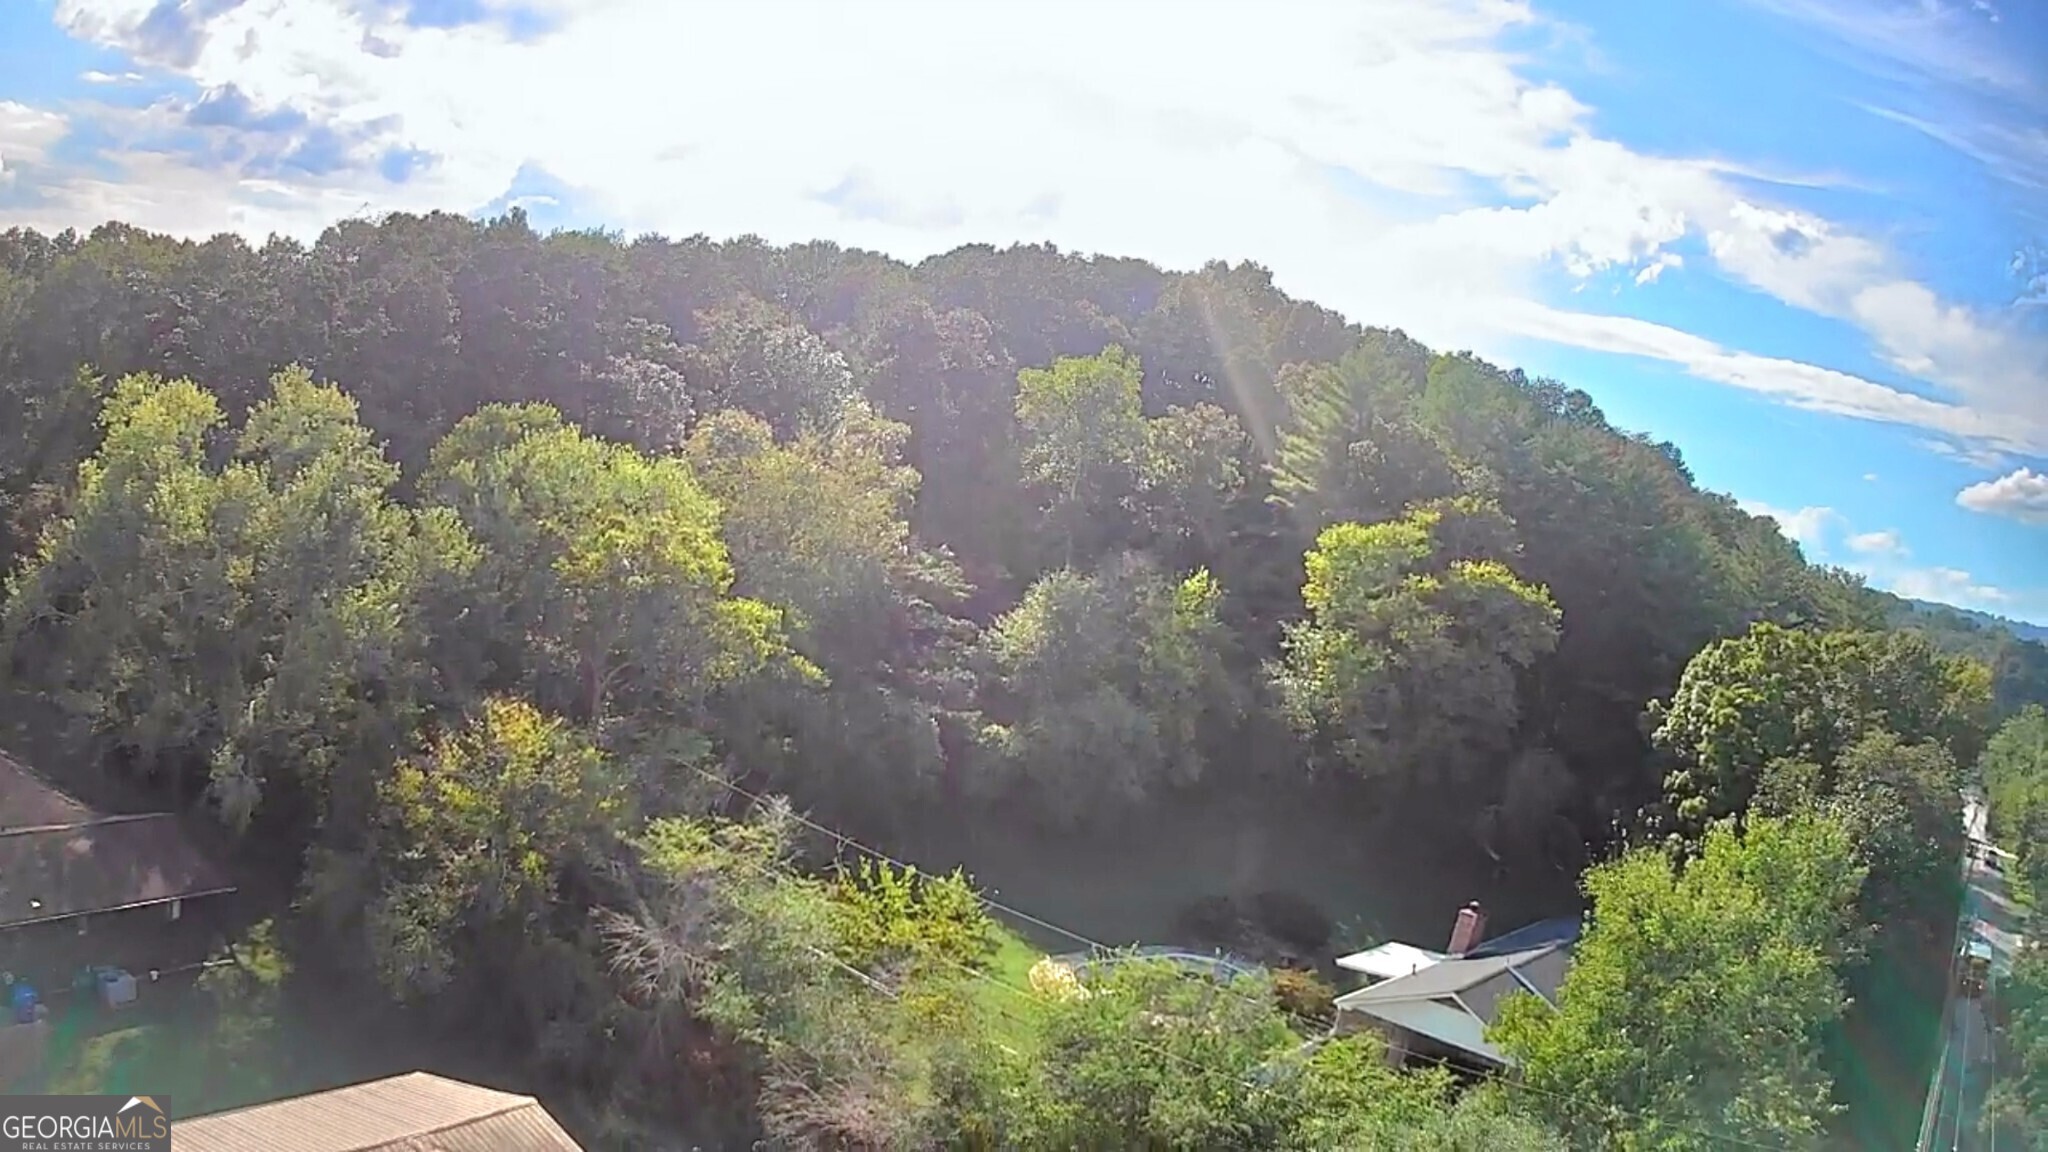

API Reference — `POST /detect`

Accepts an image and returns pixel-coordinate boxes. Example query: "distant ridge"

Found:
[1903,599,2048,645]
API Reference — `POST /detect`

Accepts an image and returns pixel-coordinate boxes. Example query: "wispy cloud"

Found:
[1500,302,2048,455]
[1748,0,2048,201]
[1864,104,2048,193]
[1921,438,2015,470]
[1742,0,2035,97]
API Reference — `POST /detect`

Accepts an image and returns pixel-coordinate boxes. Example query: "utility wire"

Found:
[675,758,1798,1150]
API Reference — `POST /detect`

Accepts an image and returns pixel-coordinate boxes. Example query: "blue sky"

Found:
[1,0,2044,620]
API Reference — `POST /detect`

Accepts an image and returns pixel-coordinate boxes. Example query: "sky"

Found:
[1,0,2044,622]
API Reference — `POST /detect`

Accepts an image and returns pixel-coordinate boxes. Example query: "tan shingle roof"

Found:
[177,1072,584,1152]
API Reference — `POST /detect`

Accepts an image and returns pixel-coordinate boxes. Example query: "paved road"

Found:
[1921,793,2024,1152]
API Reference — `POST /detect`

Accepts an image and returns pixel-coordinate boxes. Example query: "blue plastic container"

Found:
[11,981,37,1024]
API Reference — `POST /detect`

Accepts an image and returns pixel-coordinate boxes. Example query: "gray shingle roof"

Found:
[0,753,235,929]
[0,751,91,830]
[1461,916,1582,959]
[1338,948,1532,1003]
[177,1072,584,1152]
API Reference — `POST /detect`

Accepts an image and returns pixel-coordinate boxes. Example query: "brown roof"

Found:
[177,1072,585,1152]
[0,752,234,929]
[0,751,91,830]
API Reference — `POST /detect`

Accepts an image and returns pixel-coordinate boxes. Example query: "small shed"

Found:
[177,1071,585,1152]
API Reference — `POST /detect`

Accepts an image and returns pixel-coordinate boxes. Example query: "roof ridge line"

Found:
[0,812,172,838]
[352,1095,539,1152]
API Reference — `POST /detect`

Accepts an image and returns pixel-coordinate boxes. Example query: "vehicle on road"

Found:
[1959,939,1993,999]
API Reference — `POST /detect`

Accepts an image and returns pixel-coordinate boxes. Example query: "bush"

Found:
[1272,967,1336,1027]
[827,859,999,975]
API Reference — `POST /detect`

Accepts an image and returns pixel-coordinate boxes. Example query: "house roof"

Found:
[1333,941,1573,1070]
[1461,916,1582,959]
[0,753,234,930]
[1336,947,1553,1006]
[176,1071,584,1152]
[0,751,91,829]
[1335,941,1445,980]
[1353,995,1511,1067]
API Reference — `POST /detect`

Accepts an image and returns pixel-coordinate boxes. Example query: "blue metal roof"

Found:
[1461,916,1582,959]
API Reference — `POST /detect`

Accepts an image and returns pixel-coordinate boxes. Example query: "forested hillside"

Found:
[1902,600,2048,647]
[1885,596,2048,716]
[0,214,2003,1148]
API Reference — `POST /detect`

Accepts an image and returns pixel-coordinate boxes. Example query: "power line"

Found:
[673,758,1797,1150]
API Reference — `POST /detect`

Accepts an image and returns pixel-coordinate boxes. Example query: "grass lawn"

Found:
[974,923,1051,1052]
[25,978,411,1120]
[28,996,267,1116]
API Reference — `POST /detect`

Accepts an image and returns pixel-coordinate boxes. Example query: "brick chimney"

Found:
[1447,901,1487,955]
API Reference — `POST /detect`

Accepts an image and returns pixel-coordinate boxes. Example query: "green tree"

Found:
[1014,345,1148,567]
[1268,337,1465,533]
[684,405,975,823]
[421,404,787,753]
[2,373,248,790]
[975,555,1243,828]
[1018,961,1308,1149]
[0,365,106,576]
[1136,400,1251,568]
[682,294,859,439]
[1984,943,2048,1147]
[1272,498,1560,787]
[1754,730,1963,933]
[1651,624,1992,835]
[852,298,1024,580]
[1494,811,1864,1150]
[3,369,460,834]
[349,697,631,997]
[1983,705,2048,901]
[598,805,1014,1149]
[210,368,476,833]
[1016,960,1564,1150]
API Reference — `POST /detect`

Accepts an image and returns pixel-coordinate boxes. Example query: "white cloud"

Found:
[9,0,2044,458]
[1738,499,1842,551]
[1635,252,1684,285]
[1957,467,2048,524]
[1890,565,2012,607]
[1736,501,2030,616]
[0,102,70,181]
[1863,472,1879,481]
[79,70,144,84]
[1495,302,2048,454]
[1743,0,2036,97]
[1921,438,2014,471]
[1846,528,1908,556]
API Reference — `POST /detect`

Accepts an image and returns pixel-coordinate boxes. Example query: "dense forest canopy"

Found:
[0,212,2031,1148]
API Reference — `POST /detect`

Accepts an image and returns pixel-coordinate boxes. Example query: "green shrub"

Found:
[1272,966,1336,1027]
[827,859,999,975]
